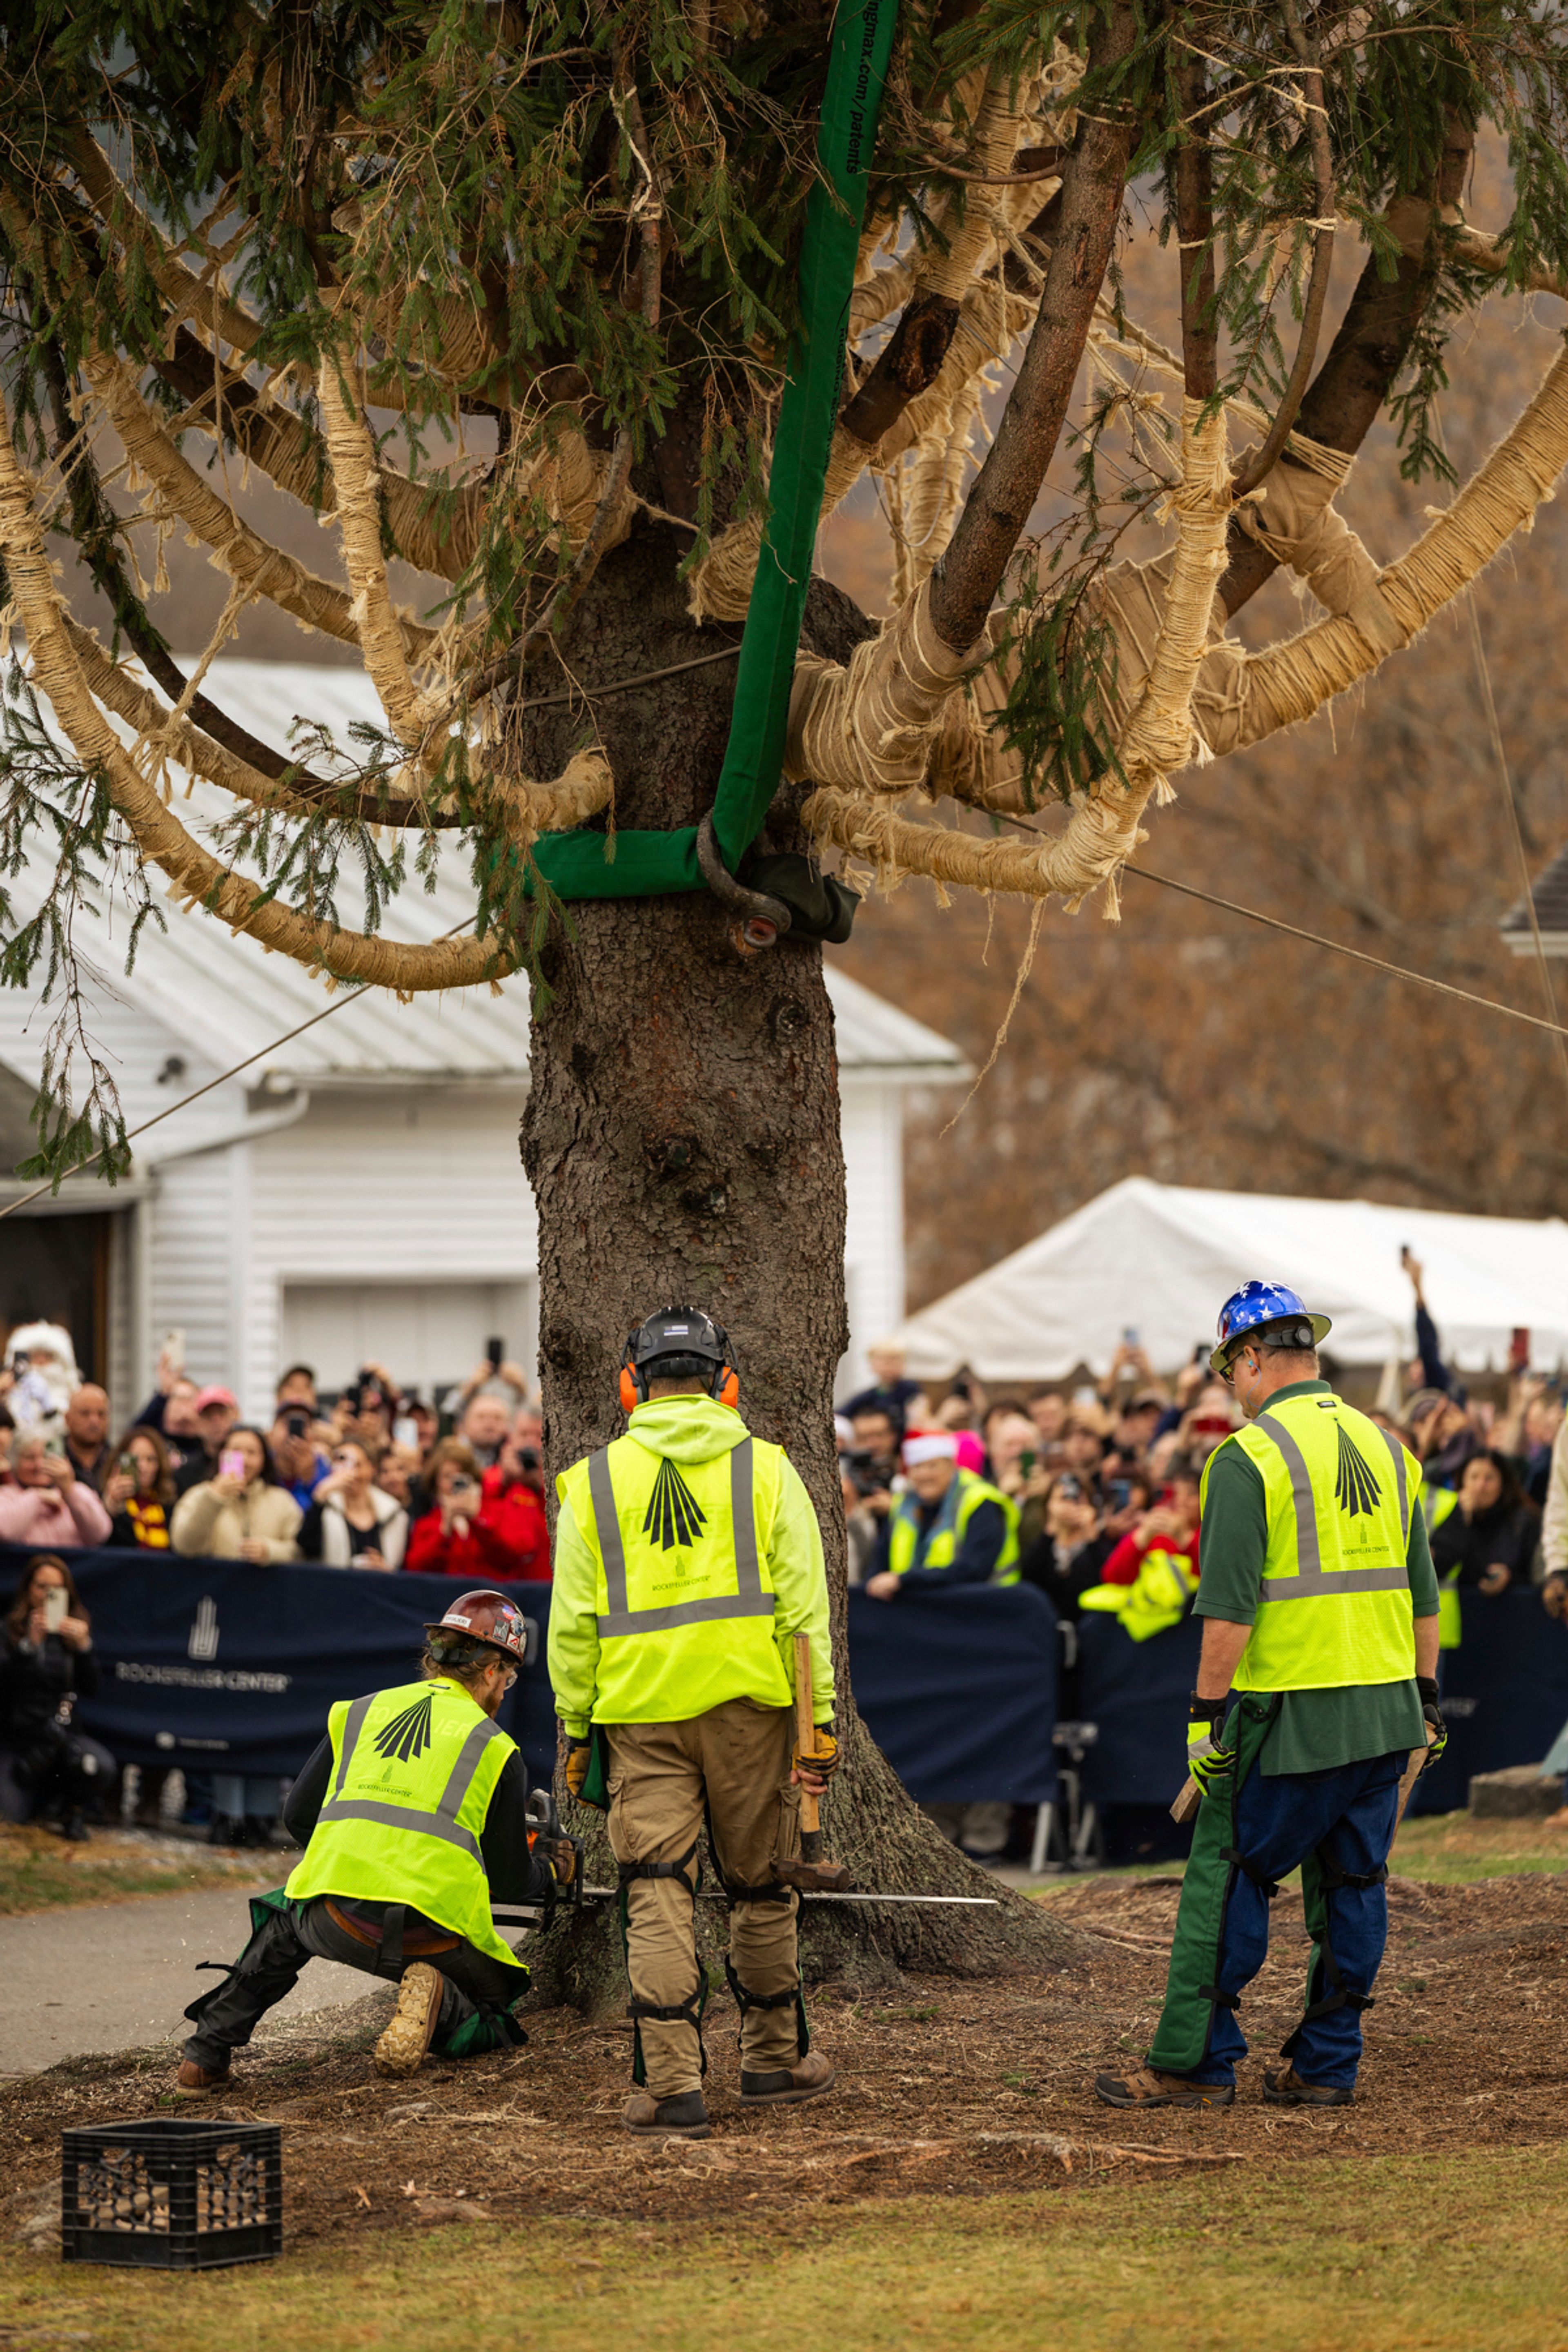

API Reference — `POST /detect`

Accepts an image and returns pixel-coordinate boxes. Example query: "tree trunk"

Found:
[517,519,1074,2001]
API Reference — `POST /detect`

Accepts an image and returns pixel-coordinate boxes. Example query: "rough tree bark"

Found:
[516,520,1076,2004]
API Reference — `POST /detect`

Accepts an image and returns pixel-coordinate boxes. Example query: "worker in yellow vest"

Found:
[550,1307,837,2142]
[1095,1283,1446,2114]
[175,1590,573,2096]
[863,1432,1020,1597]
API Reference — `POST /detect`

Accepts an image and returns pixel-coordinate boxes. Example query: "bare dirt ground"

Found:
[5,1866,1566,2253]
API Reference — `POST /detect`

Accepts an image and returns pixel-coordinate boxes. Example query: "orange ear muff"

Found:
[619,1366,639,1414]
[716,1366,739,1410]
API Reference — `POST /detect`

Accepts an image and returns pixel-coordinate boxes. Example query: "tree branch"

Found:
[1174,54,1216,401]
[1231,0,1336,501]
[1217,108,1475,617]
[926,2,1143,652]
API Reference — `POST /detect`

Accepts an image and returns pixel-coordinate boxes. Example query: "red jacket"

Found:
[405,1467,550,1582]
[1103,1521,1199,1585]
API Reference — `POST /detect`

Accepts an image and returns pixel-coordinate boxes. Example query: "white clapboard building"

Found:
[0,659,962,1415]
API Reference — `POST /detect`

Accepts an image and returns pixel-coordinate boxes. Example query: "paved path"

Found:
[0,1887,373,2077]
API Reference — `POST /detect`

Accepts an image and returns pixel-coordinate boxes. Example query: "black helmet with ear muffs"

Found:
[619,1307,739,1412]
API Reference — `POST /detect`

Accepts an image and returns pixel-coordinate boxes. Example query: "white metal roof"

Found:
[7,656,962,1087]
[895,1174,1568,1378]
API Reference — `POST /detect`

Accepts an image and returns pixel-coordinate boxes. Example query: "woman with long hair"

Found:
[103,1427,177,1550]
[170,1425,301,1562]
[0,1554,116,1841]
[298,1439,408,1570]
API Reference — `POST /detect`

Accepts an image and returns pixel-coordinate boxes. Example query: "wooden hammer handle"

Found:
[794,1630,820,1840]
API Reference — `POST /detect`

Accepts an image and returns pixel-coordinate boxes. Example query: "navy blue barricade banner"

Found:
[0,1546,558,1788]
[1408,1586,1568,1815]
[1077,1609,1202,1810]
[846,1583,1058,1804]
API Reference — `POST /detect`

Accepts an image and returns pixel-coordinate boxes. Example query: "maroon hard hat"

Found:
[424,1588,528,1665]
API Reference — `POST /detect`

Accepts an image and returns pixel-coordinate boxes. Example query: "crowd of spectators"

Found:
[0,1332,552,1850]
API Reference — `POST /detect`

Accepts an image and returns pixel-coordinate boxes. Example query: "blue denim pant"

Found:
[1149,1728,1404,2089]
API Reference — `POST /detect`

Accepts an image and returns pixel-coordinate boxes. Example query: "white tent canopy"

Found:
[894,1178,1568,1380]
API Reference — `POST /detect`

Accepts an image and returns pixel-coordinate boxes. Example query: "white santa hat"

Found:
[903,1432,958,1467]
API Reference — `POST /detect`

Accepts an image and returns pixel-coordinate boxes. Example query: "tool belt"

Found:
[324,1898,462,1959]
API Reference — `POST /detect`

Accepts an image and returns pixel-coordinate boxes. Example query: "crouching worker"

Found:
[550,1306,837,2142]
[175,1590,573,2095]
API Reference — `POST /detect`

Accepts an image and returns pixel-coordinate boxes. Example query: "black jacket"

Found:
[1018,1530,1117,1617]
[0,1628,100,1753]
[1430,1499,1538,1589]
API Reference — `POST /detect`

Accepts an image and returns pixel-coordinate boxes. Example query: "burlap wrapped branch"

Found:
[318,368,449,739]
[0,390,542,993]
[83,352,434,662]
[525,412,637,556]
[58,604,611,842]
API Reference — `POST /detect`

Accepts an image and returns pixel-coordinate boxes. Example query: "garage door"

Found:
[281,1279,537,1401]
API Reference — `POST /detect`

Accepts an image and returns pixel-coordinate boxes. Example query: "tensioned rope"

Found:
[1124,865,1568,1046]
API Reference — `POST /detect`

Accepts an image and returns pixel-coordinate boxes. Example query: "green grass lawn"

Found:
[0,1822,269,1915]
[1026,1807,1568,1898]
[7,2147,1565,2352]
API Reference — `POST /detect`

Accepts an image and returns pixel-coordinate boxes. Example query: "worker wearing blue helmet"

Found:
[1094,1281,1445,2113]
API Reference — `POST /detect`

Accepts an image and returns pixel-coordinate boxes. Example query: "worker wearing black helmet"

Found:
[550,1306,837,2141]
[175,1589,575,2095]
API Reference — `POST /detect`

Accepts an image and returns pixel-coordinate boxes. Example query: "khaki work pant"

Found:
[608,1701,803,2098]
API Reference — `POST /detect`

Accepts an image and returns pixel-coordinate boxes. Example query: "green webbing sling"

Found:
[528,0,899,902]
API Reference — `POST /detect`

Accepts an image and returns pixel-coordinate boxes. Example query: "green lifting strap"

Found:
[527,0,900,902]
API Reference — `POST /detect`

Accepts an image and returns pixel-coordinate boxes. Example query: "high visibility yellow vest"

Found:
[1200,1392,1421,1692]
[888,1468,1020,1584]
[1425,1484,1464,1649]
[1080,1542,1199,1641]
[555,1430,793,1722]
[285,1676,517,1966]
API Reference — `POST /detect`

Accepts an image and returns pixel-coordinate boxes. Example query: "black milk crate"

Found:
[60,2119,283,2270]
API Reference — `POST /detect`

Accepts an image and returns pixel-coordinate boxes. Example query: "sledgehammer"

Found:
[772,1630,856,1894]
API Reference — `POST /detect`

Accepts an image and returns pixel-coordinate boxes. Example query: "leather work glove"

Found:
[1187,1695,1236,1793]
[793,1725,840,1784]
[546,1837,578,1888]
[563,1737,592,1800]
[1416,1676,1448,1767]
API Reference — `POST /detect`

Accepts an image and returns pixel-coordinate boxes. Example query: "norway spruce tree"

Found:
[4,0,1568,1968]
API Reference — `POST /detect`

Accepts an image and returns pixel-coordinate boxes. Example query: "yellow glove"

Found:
[792,1726,840,1783]
[564,1737,592,1800]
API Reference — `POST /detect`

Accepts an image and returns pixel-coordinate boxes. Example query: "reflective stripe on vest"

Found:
[1252,1409,1413,1598]
[314,1700,503,1864]
[1202,1391,1421,1693]
[888,1467,1020,1583]
[587,1437,776,1638]
[285,1677,518,1966]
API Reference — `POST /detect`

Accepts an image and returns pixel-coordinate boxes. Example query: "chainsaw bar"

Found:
[494,1890,1003,1924]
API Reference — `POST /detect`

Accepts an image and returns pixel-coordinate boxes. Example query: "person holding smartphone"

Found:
[170,1426,302,1562]
[298,1439,408,1570]
[0,1553,115,1842]
[404,1439,535,1579]
[103,1428,177,1549]
[0,1432,112,1549]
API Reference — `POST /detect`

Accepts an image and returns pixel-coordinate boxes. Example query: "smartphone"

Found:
[285,1412,308,1440]
[118,1452,136,1476]
[1058,1474,1082,1502]
[1122,1327,1139,1346]
[1019,1448,1036,1479]
[392,1414,419,1449]
[486,1336,505,1372]
[219,1447,247,1481]
[43,1586,67,1632]
[43,1433,65,1458]
[450,1474,478,1499]
[1108,1477,1132,1510]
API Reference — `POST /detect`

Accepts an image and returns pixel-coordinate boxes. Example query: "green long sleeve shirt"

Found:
[1195,1381,1439,1775]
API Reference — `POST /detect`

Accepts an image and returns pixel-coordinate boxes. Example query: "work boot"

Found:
[59,1811,89,1844]
[738,2049,836,2107]
[623,2089,711,2140]
[1094,2064,1235,2110]
[174,2059,232,2099]
[1263,2065,1354,2108]
[374,1963,446,2080]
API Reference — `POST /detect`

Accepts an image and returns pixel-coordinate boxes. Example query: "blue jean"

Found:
[1148,1724,1404,2089]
